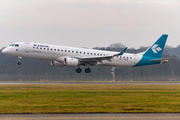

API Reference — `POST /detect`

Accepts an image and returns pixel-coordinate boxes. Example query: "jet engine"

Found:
[51,60,64,67]
[64,58,79,67]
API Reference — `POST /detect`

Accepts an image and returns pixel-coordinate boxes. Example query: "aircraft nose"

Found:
[2,48,9,54]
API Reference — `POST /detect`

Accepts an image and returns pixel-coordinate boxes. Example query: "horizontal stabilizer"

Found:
[149,57,176,63]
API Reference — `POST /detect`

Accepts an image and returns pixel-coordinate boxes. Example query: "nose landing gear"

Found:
[17,56,22,65]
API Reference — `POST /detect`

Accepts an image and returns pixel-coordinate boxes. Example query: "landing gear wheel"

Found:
[76,68,82,73]
[85,68,91,73]
[17,62,21,65]
[17,56,22,65]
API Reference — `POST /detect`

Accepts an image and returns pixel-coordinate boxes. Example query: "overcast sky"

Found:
[0,0,180,49]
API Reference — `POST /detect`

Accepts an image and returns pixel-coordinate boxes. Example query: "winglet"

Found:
[113,47,128,56]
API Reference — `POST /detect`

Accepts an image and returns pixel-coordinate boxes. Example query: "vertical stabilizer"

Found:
[143,34,168,58]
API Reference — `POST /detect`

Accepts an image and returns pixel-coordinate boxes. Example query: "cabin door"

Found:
[25,42,30,53]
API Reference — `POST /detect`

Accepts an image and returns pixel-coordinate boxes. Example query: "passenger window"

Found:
[68,50,70,52]
[58,49,60,51]
[72,51,74,53]
[33,47,35,49]
[80,52,81,54]
[87,52,89,54]
[47,48,49,50]
[76,51,78,53]
[54,49,56,51]
[40,48,42,49]
[65,50,67,52]
[91,53,92,55]
[97,54,99,55]
[37,47,38,49]
[44,48,46,50]
[84,52,85,54]
[61,50,63,52]
[51,49,53,51]
[100,54,102,56]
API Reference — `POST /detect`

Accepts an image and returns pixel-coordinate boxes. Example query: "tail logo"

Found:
[151,44,162,53]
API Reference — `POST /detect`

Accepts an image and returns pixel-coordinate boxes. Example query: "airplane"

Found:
[2,34,173,73]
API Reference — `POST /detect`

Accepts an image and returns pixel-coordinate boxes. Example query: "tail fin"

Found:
[143,34,168,58]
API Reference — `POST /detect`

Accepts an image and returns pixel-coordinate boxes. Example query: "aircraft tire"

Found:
[85,68,91,73]
[17,62,21,65]
[76,68,82,73]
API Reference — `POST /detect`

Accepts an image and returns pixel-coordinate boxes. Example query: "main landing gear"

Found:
[17,56,22,65]
[76,67,91,73]
[76,68,82,73]
[85,68,91,73]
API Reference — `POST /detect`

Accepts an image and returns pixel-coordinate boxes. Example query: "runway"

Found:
[1,113,180,120]
[0,81,180,85]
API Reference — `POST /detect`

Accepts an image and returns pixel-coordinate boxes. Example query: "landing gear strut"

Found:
[17,56,22,65]
[76,68,82,73]
[85,68,91,73]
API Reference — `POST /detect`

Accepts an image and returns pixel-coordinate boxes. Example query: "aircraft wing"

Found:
[78,55,113,61]
[74,47,128,66]
[74,56,113,66]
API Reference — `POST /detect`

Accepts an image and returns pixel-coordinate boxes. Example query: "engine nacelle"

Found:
[64,58,79,67]
[51,60,64,67]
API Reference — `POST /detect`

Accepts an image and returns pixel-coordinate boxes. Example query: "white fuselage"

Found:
[2,42,142,68]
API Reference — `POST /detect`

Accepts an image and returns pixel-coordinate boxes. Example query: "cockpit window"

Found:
[10,44,19,47]
[10,44,15,46]
[15,44,19,47]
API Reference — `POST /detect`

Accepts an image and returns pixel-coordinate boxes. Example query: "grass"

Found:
[0,84,180,113]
